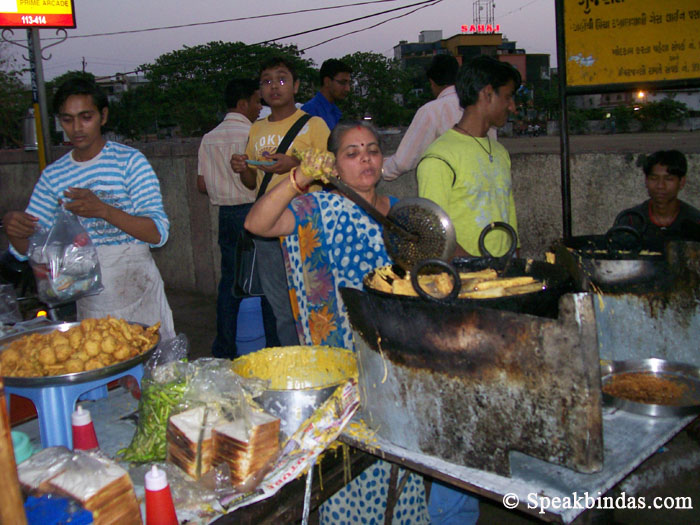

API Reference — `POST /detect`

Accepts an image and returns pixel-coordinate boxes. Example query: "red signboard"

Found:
[0,0,76,28]
[461,24,501,34]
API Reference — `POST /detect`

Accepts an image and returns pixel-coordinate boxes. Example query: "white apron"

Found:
[77,244,175,342]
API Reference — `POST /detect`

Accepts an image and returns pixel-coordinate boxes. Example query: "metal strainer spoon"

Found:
[325,175,456,270]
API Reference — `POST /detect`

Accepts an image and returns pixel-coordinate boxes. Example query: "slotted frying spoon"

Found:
[325,175,456,269]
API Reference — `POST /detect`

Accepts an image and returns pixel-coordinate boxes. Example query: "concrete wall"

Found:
[1,138,698,295]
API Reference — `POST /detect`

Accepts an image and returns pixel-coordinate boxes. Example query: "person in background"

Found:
[382,53,497,182]
[231,56,329,346]
[301,58,352,130]
[615,150,700,246]
[417,55,521,259]
[197,78,279,358]
[244,120,431,523]
[3,76,175,340]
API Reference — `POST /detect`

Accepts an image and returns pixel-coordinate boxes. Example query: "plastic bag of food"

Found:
[118,335,192,463]
[27,207,103,306]
[118,365,191,463]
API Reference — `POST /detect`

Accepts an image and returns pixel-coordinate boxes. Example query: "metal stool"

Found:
[5,363,143,449]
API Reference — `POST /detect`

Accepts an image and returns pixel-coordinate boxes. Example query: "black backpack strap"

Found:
[277,113,312,155]
[255,113,313,199]
[417,154,457,187]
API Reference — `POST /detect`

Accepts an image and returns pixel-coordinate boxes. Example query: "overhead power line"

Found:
[36,0,421,41]
[87,0,444,81]
[301,0,441,52]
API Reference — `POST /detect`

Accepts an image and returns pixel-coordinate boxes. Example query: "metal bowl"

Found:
[0,321,159,387]
[600,358,700,417]
[232,346,358,440]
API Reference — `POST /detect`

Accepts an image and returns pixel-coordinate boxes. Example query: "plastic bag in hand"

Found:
[27,207,103,305]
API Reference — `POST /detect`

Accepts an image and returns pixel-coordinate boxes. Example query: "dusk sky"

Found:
[6,0,556,81]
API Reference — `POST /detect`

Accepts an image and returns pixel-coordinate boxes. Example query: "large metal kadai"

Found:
[341,287,603,477]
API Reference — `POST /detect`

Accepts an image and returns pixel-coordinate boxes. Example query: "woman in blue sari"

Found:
[244,121,397,350]
[245,121,433,524]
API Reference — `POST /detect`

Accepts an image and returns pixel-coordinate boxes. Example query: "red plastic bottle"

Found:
[144,465,178,525]
[71,405,99,450]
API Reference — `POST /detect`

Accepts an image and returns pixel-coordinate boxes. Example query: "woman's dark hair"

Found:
[327,121,383,155]
[456,55,522,108]
[643,150,687,177]
[52,76,108,114]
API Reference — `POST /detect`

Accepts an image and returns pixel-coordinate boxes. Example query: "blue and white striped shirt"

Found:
[14,141,169,259]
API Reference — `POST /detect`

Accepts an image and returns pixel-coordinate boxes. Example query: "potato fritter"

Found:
[0,316,159,378]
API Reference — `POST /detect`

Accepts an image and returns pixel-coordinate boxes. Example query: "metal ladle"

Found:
[325,175,456,269]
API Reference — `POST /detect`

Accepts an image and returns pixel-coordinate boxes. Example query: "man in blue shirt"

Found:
[301,59,352,130]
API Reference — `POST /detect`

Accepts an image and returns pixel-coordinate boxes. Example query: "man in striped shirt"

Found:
[3,76,175,340]
[197,78,279,358]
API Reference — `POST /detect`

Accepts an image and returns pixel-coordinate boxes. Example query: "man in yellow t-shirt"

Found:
[417,56,521,258]
[231,56,329,345]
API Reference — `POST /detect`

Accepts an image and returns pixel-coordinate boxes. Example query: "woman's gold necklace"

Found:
[454,124,493,162]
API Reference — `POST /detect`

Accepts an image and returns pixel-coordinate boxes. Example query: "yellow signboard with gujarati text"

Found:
[0,0,75,28]
[564,0,700,87]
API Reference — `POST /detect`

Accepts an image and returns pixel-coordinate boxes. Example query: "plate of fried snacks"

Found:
[601,358,700,417]
[0,316,160,386]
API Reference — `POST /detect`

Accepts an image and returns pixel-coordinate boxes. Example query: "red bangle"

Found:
[290,168,308,193]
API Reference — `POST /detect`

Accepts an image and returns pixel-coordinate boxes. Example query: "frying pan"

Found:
[555,214,669,293]
[364,223,572,318]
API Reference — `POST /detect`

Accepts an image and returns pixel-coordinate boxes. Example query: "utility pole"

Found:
[82,56,86,72]
[27,28,52,169]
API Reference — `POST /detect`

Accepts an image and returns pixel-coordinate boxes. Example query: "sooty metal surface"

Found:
[594,241,700,367]
[341,288,603,477]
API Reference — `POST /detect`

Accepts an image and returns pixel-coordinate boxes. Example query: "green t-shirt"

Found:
[417,129,518,257]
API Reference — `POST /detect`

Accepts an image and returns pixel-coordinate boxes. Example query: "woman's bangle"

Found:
[290,168,308,194]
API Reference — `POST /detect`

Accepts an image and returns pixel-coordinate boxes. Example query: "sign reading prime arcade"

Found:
[0,0,76,28]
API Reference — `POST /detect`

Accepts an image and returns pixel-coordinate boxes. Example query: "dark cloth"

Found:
[301,91,342,130]
[212,204,279,358]
[254,236,300,347]
[616,199,700,248]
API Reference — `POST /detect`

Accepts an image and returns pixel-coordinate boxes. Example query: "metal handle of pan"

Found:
[478,222,518,271]
[325,175,417,241]
[410,258,461,302]
[613,209,648,235]
[605,225,642,256]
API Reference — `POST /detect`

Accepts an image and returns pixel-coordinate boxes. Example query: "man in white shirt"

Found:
[197,78,278,358]
[382,54,496,181]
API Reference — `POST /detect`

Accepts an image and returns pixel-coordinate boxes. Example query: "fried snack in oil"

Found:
[0,316,159,378]
[369,265,544,299]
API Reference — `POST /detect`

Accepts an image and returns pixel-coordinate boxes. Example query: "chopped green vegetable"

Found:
[118,378,188,463]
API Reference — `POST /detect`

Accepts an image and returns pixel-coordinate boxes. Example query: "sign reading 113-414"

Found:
[0,0,76,28]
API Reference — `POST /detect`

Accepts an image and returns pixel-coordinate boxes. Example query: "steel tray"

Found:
[0,321,159,387]
[601,358,700,417]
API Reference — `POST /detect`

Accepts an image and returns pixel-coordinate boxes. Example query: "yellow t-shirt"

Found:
[245,109,330,194]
